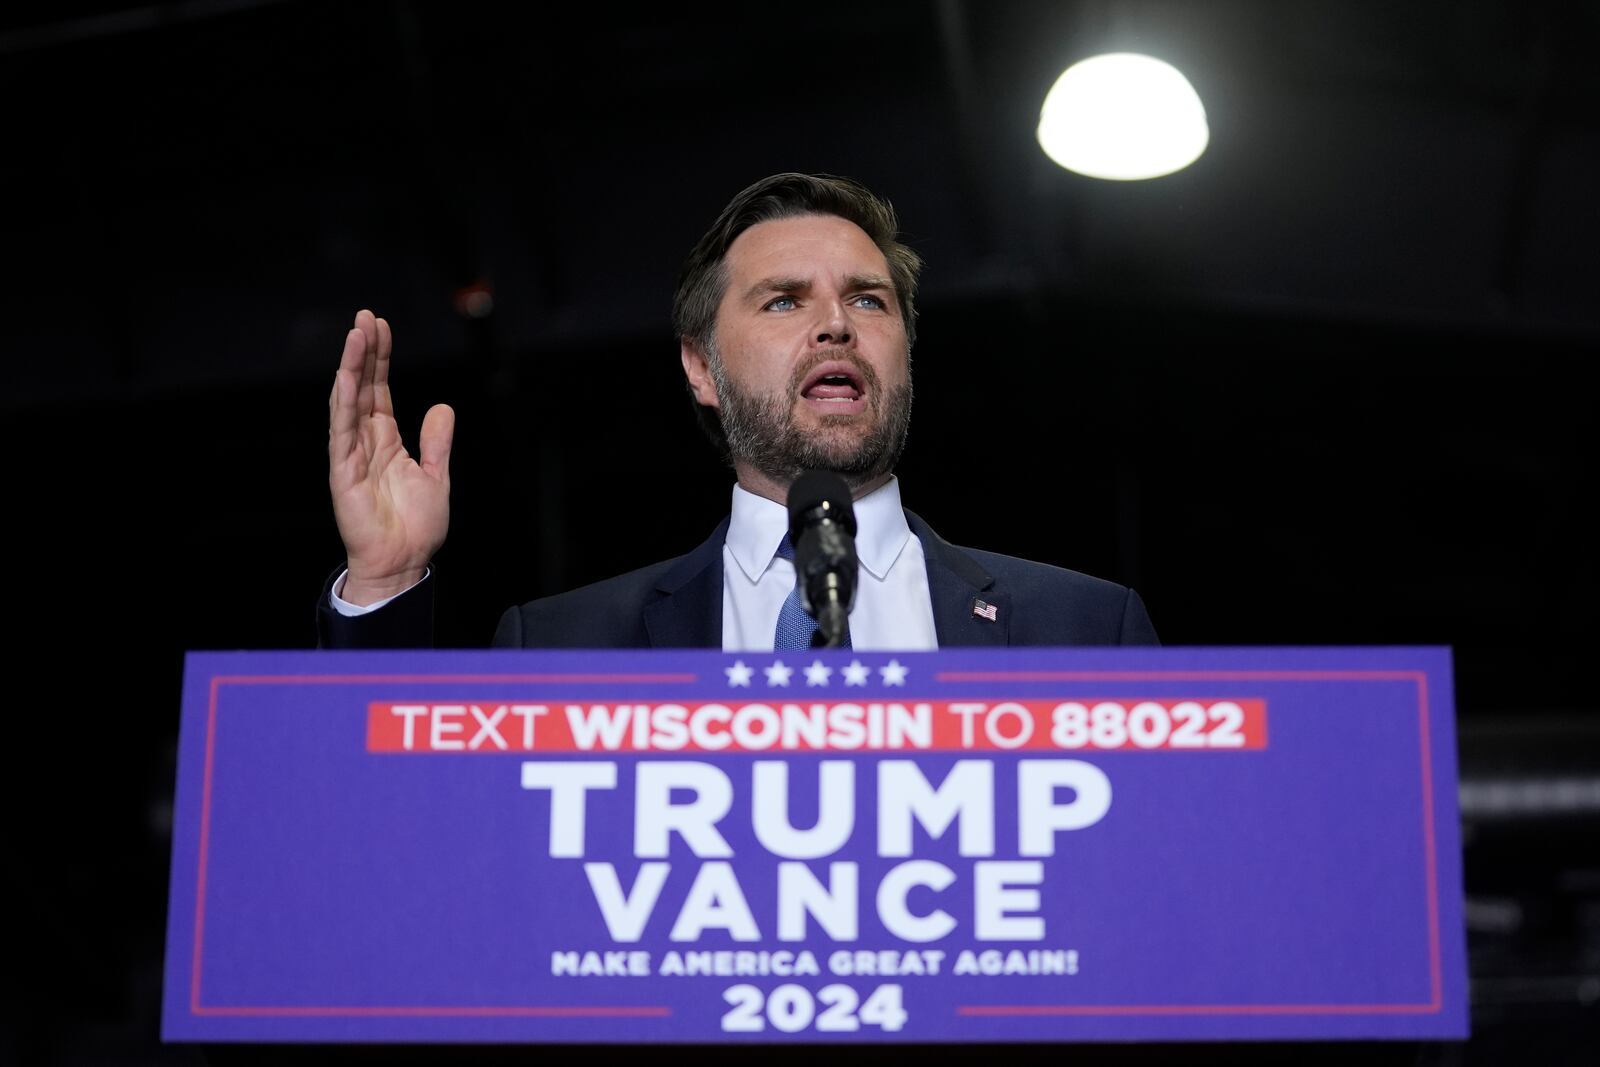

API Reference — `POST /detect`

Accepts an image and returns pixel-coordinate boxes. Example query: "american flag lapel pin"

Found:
[972,598,999,622]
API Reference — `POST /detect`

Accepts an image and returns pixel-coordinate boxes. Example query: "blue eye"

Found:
[765,295,797,311]
[853,295,887,310]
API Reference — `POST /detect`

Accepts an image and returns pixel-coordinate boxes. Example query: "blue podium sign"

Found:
[163,647,1466,1042]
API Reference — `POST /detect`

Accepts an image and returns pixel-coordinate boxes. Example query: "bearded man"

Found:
[319,173,1157,650]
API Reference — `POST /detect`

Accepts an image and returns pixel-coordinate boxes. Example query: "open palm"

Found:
[328,309,454,605]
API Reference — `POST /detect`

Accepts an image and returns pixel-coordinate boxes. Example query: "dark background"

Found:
[4,0,1596,1063]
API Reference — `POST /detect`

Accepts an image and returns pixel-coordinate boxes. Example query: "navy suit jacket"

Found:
[317,509,1158,649]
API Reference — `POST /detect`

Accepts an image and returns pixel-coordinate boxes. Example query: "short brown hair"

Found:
[674,173,923,454]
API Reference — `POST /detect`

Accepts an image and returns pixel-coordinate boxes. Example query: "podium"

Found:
[163,647,1467,1043]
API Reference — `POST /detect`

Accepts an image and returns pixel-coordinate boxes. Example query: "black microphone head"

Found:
[787,470,857,543]
[787,469,859,631]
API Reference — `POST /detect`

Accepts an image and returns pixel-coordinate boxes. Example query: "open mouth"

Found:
[800,361,866,404]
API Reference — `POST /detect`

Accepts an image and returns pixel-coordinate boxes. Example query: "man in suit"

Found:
[320,173,1157,650]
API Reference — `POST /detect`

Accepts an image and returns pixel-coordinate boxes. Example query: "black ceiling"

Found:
[4,0,1597,408]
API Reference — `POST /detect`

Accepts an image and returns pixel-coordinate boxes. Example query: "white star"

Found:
[764,660,794,686]
[879,659,909,686]
[842,659,870,686]
[803,660,833,687]
[725,660,753,687]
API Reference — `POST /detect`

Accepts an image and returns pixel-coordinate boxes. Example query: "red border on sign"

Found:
[188,668,1442,1020]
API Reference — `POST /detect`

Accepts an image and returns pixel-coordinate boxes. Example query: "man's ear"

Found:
[680,340,720,410]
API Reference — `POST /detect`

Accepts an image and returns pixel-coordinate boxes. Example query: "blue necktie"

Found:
[773,534,851,651]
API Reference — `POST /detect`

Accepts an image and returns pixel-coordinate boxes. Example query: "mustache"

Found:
[787,348,882,395]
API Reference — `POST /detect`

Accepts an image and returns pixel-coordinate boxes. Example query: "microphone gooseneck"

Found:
[786,470,859,649]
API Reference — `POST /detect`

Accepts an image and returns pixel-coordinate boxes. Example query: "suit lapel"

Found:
[642,518,727,648]
[905,509,1011,648]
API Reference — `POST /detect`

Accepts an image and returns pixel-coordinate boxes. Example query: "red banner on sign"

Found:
[366,699,1267,754]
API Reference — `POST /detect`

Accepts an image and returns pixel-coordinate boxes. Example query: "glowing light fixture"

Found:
[1037,53,1209,180]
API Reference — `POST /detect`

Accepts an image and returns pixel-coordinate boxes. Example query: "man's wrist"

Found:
[341,568,428,607]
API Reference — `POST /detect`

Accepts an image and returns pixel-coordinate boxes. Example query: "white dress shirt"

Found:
[721,477,938,652]
[334,476,940,651]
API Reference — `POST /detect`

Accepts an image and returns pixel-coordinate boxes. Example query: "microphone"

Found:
[786,470,859,648]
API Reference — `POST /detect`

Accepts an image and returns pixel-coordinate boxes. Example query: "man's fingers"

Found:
[372,315,395,418]
[354,308,379,418]
[418,403,455,486]
[329,327,366,463]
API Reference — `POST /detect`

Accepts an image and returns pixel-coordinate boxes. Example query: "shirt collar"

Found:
[726,476,912,584]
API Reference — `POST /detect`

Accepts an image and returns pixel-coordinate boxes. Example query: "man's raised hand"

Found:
[328,309,454,606]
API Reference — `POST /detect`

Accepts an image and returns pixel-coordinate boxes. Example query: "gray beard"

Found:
[709,345,913,491]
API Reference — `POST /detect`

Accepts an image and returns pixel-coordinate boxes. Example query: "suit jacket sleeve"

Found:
[315,567,436,649]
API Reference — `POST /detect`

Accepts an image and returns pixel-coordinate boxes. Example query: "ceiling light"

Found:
[1037,53,1209,180]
